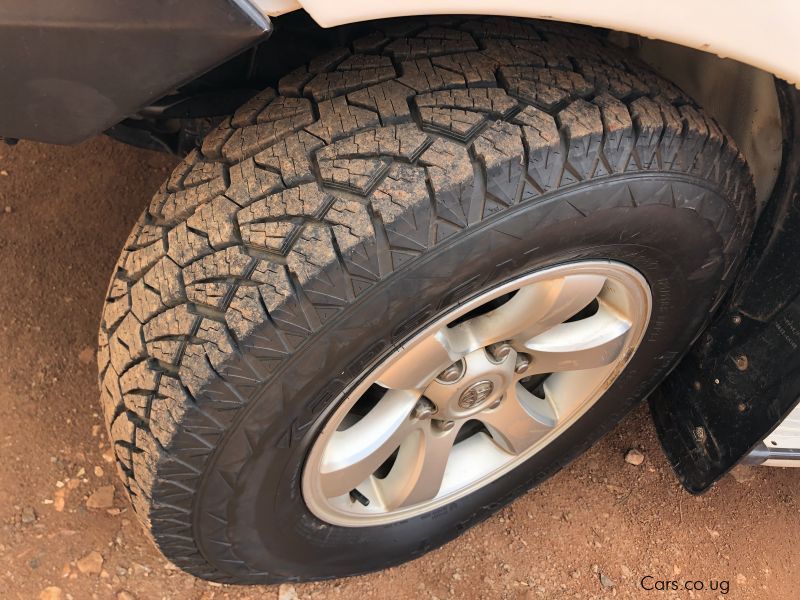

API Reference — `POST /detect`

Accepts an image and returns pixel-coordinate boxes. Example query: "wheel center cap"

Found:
[458,380,494,409]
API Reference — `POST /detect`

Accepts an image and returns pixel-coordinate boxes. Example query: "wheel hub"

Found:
[458,380,494,410]
[302,260,652,527]
[426,348,515,419]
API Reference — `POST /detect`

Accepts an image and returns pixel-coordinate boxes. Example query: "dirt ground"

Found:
[0,136,798,600]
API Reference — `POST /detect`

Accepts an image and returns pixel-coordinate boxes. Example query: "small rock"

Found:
[278,583,299,600]
[569,570,580,579]
[86,485,115,509]
[0,170,9,176]
[94,466,104,477]
[620,565,633,578]
[624,448,645,466]
[21,506,37,524]
[117,591,136,600]
[599,573,615,589]
[76,551,104,575]
[736,573,747,584]
[78,347,95,365]
[4,206,11,214]
[39,587,63,600]
[54,489,66,512]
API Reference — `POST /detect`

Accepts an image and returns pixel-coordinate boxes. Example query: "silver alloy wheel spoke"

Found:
[379,421,463,509]
[520,304,633,374]
[303,261,652,527]
[376,330,461,390]
[449,274,607,353]
[319,389,420,498]
[544,368,611,423]
[479,384,556,454]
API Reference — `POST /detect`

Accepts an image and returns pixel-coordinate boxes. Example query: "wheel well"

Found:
[629,36,782,208]
[109,10,783,208]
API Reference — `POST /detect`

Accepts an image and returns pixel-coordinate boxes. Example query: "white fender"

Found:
[253,0,800,84]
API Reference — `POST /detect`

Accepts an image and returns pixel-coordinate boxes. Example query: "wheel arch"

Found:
[261,1,800,86]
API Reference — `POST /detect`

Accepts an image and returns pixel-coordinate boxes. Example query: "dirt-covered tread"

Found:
[97,17,754,582]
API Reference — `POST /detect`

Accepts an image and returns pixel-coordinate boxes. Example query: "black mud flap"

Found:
[651,80,800,493]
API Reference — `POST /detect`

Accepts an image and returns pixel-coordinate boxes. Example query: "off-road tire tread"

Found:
[97,17,754,582]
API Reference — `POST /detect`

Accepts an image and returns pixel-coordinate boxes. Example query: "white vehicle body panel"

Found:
[746,402,800,466]
[766,404,800,450]
[254,0,800,84]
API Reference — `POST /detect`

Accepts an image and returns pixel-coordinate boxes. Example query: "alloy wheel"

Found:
[302,261,652,526]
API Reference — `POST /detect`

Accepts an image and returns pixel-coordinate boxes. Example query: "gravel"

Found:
[85,486,115,510]
[76,551,104,575]
[624,448,645,466]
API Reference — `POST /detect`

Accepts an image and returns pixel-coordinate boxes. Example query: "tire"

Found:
[97,17,754,583]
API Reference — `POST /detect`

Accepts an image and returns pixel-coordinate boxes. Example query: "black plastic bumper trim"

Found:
[0,0,271,144]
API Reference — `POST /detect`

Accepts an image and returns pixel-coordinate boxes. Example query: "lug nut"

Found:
[487,341,513,363]
[514,353,532,374]
[411,398,436,420]
[436,360,464,383]
[487,395,503,410]
[435,419,455,432]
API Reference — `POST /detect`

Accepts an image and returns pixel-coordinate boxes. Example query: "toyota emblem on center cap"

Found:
[458,380,494,409]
